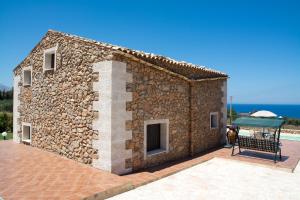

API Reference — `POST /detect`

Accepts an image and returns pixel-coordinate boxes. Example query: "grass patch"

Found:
[0,133,13,140]
[0,132,13,140]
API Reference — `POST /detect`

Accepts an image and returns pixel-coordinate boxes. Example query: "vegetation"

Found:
[0,89,13,100]
[282,118,300,130]
[227,108,238,122]
[227,108,300,129]
[0,131,13,140]
[0,112,13,133]
[0,99,13,112]
[0,89,13,138]
[285,118,300,126]
[0,89,13,112]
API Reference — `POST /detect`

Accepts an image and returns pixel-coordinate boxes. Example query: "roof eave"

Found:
[113,51,228,82]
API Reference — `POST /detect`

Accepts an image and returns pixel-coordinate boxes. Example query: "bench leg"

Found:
[274,152,277,163]
[231,143,235,156]
[279,149,282,161]
[237,138,241,153]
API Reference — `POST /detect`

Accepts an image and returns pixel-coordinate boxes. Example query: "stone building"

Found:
[13,30,228,175]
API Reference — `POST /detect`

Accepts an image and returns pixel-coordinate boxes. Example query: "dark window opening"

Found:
[50,53,55,69]
[211,114,218,128]
[147,124,161,152]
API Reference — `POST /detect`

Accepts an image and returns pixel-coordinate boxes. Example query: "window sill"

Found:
[22,139,31,144]
[23,84,31,87]
[210,127,218,130]
[43,68,55,72]
[147,149,167,157]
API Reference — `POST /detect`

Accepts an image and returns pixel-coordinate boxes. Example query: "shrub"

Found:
[0,112,13,133]
[227,108,238,121]
[0,89,13,112]
[0,99,13,112]
[286,118,300,126]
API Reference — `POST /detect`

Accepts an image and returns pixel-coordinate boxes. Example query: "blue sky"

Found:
[0,0,299,104]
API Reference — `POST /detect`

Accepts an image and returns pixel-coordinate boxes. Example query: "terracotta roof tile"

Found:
[49,30,228,80]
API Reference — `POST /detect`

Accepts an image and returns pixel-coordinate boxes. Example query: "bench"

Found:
[232,135,282,162]
[231,117,284,163]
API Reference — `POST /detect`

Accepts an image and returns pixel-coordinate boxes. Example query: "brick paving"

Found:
[0,139,299,199]
[0,141,132,200]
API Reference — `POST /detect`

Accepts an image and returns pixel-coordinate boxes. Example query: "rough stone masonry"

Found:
[13,30,228,174]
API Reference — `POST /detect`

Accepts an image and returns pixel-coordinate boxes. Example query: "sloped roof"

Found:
[49,30,228,80]
[16,30,228,80]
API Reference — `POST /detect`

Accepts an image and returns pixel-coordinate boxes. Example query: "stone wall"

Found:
[14,31,115,165]
[14,30,227,173]
[114,55,191,170]
[191,79,227,154]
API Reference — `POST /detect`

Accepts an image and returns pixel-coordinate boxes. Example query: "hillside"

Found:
[0,83,10,91]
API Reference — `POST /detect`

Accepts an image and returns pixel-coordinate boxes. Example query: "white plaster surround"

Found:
[22,66,32,86]
[13,75,21,143]
[92,60,132,175]
[43,45,58,72]
[22,122,32,144]
[221,80,227,143]
[210,112,219,130]
[144,119,170,160]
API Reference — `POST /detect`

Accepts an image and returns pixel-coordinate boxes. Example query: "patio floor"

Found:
[0,141,132,200]
[111,158,300,200]
[124,139,300,187]
[0,139,299,199]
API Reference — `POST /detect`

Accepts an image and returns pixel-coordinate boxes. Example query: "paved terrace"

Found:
[111,158,300,200]
[0,140,299,199]
[0,141,132,200]
[125,140,300,187]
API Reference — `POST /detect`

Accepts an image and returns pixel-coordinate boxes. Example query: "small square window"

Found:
[43,46,57,72]
[22,123,31,143]
[210,112,218,129]
[23,66,32,86]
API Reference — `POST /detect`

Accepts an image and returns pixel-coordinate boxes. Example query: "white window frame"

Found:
[23,66,32,87]
[43,45,58,72]
[22,122,32,144]
[144,119,169,159]
[210,112,219,129]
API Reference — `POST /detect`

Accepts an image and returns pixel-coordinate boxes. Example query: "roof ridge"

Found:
[48,30,227,77]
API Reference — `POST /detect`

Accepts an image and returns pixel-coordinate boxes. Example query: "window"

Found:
[50,53,55,68]
[144,119,169,158]
[22,123,31,143]
[23,66,32,86]
[43,46,57,71]
[210,112,218,129]
[147,124,161,152]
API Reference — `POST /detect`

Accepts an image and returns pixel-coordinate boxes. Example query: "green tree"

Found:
[0,112,13,133]
[227,107,238,122]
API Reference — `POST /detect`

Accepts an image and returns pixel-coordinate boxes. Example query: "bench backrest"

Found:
[238,135,278,153]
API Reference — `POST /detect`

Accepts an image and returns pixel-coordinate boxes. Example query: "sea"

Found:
[228,104,300,119]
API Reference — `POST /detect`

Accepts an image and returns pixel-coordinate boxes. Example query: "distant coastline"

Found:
[227,104,300,119]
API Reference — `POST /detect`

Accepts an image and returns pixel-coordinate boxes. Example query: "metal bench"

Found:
[232,135,281,162]
[231,117,284,163]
